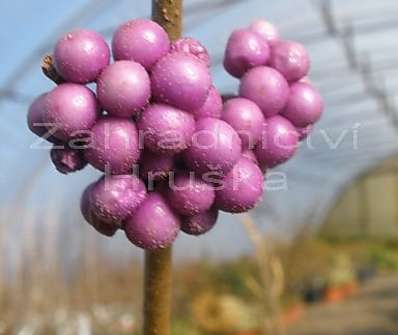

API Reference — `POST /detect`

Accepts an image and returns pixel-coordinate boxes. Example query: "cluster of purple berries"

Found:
[27,18,323,250]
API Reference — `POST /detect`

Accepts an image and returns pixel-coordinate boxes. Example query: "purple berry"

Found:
[215,157,264,213]
[167,173,215,216]
[112,19,170,70]
[224,29,270,78]
[44,83,98,141]
[50,145,87,174]
[297,124,313,141]
[183,117,242,175]
[241,149,259,165]
[282,82,323,127]
[181,209,218,236]
[255,116,298,168]
[222,98,265,150]
[192,85,223,120]
[80,183,118,237]
[97,61,151,118]
[249,20,280,45]
[151,52,212,111]
[139,151,174,181]
[239,66,289,117]
[124,193,180,250]
[84,117,140,174]
[270,40,310,82]
[89,174,146,226]
[54,29,110,84]
[171,37,210,67]
[138,104,195,155]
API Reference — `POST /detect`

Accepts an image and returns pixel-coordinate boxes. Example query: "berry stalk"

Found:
[143,2,182,335]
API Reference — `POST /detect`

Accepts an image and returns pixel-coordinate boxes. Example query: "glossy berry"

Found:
[249,19,280,45]
[184,117,242,175]
[215,157,264,213]
[80,183,118,237]
[224,29,270,78]
[241,149,259,165]
[167,173,215,216]
[138,104,195,155]
[50,145,87,174]
[44,83,98,141]
[171,37,210,67]
[124,193,180,250]
[222,98,265,150]
[89,174,146,226]
[151,52,212,111]
[112,19,170,70]
[255,116,298,169]
[192,85,223,120]
[139,151,174,182]
[270,40,310,82]
[54,29,110,84]
[84,117,140,174]
[282,82,323,127]
[239,66,289,117]
[97,61,151,117]
[181,209,218,236]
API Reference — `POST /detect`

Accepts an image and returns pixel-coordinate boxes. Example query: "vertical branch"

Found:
[143,2,183,335]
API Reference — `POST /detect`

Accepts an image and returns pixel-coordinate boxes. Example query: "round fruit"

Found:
[124,193,181,250]
[167,173,215,216]
[44,83,98,141]
[112,19,170,70]
[50,145,87,174]
[54,29,110,83]
[181,209,218,236]
[222,98,265,150]
[239,66,289,117]
[80,183,118,237]
[241,149,259,165]
[192,85,223,120]
[84,117,140,174]
[97,60,151,117]
[171,37,210,67]
[255,116,299,168]
[139,151,174,182]
[215,157,264,213]
[138,104,195,155]
[282,82,324,127]
[270,40,310,82]
[224,29,270,78]
[89,174,146,226]
[249,19,280,45]
[151,52,212,111]
[184,117,242,175]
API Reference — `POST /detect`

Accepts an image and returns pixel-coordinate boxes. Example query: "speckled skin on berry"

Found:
[215,157,264,213]
[192,85,223,120]
[54,29,110,84]
[44,83,98,141]
[89,174,147,226]
[50,145,87,174]
[282,82,323,127]
[270,40,310,82]
[151,52,212,111]
[112,19,170,70]
[124,193,181,250]
[222,97,265,150]
[84,117,140,174]
[224,29,270,78]
[181,208,218,236]
[138,104,195,155]
[171,37,211,67]
[239,66,289,117]
[183,117,242,175]
[255,116,299,169]
[97,60,151,118]
[167,173,215,216]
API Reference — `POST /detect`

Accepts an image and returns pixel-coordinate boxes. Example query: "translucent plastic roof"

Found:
[1,0,398,262]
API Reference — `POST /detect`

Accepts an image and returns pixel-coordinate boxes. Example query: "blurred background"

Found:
[2,0,398,334]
